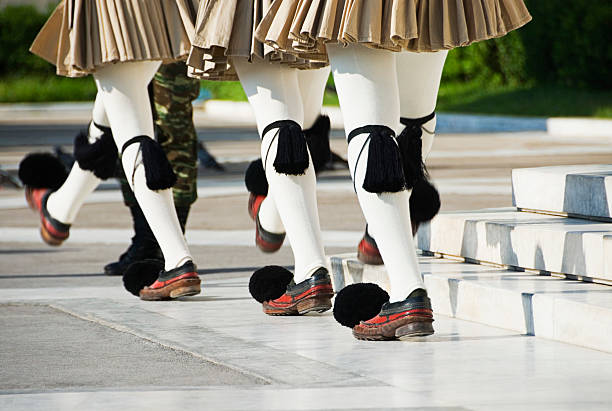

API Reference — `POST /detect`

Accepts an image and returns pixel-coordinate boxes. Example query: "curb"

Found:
[0,101,610,137]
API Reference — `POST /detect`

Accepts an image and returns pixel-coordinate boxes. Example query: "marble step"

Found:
[415,207,612,283]
[512,165,612,220]
[329,253,612,353]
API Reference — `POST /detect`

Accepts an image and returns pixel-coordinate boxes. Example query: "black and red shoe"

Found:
[352,291,434,341]
[139,261,201,301]
[263,268,334,315]
[357,220,422,266]
[25,187,70,246]
[248,193,285,253]
[357,226,383,265]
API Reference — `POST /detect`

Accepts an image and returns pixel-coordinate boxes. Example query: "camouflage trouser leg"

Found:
[119,61,200,208]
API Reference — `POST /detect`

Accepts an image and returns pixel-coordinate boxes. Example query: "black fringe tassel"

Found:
[263,120,309,175]
[73,127,118,180]
[304,115,331,173]
[122,136,177,190]
[397,113,435,189]
[349,125,406,194]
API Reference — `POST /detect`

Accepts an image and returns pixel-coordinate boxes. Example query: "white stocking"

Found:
[234,58,326,282]
[256,66,331,232]
[397,51,448,158]
[94,61,192,271]
[298,66,331,129]
[328,43,425,302]
[46,95,108,223]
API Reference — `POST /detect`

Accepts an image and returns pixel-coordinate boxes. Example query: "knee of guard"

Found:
[121,135,176,190]
[73,123,118,180]
[262,120,309,176]
[348,125,406,194]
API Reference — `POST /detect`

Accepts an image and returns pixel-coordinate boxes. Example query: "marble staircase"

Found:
[329,165,612,352]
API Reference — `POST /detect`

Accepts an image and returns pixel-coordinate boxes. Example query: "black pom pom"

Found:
[273,122,309,175]
[122,260,163,296]
[304,115,331,173]
[244,159,268,196]
[18,153,68,190]
[409,179,441,223]
[333,283,390,328]
[248,265,293,303]
[361,126,406,194]
[139,138,177,190]
[73,130,118,180]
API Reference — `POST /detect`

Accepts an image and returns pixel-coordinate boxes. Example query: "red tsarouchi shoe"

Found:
[263,268,334,316]
[26,187,70,246]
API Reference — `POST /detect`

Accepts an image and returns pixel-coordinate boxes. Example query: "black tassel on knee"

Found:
[73,123,118,180]
[348,125,406,194]
[304,115,331,173]
[397,112,435,189]
[121,136,177,190]
[263,120,309,175]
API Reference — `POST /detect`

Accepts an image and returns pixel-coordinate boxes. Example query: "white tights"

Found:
[234,59,327,283]
[328,44,427,302]
[397,51,448,158]
[46,61,191,271]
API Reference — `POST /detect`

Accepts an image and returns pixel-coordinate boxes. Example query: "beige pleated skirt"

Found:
[30,0,199,77]
[255,0,532,61]
[186,0,324,81]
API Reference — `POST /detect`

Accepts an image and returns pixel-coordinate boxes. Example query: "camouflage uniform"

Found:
[119,61,199,207]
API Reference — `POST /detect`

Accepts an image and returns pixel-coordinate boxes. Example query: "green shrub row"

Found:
[1,2,610,89]
[0,5,55,76]
[443,0,612,89]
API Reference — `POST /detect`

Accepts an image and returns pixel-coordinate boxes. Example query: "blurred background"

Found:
[0,0,610,117]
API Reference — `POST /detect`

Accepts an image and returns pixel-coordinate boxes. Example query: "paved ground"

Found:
[1,123,612,410]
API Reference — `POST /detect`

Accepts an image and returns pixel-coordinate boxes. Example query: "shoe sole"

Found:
[264,295,333,316]
[353,318,434,341]
[140,278,201,301]
[40,225,65,246]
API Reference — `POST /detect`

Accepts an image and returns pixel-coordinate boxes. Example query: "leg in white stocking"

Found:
[253,66,331,235]
[298,66,331,129]
[46,94,109,224]
[234,58,326,283]
[94,61,192,271]
[397,51,448,158]
[328,44,425,302]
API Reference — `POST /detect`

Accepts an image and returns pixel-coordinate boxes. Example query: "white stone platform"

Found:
[415,208,612,283]
[330,253,612,353]
[512,165,612,220]
[3,265,612,410]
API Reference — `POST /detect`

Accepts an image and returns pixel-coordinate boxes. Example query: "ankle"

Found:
[165,256,193,271]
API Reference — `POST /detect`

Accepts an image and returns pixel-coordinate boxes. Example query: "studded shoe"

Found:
[352,291,434,341]
[263,268,334,315]
[139,261,201,301]
[25,188,70,246]
[248,193,286,253]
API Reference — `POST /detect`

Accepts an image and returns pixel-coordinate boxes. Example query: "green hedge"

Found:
[522,0,612,88]
[443,0,612,89]
[0,5,55,76]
